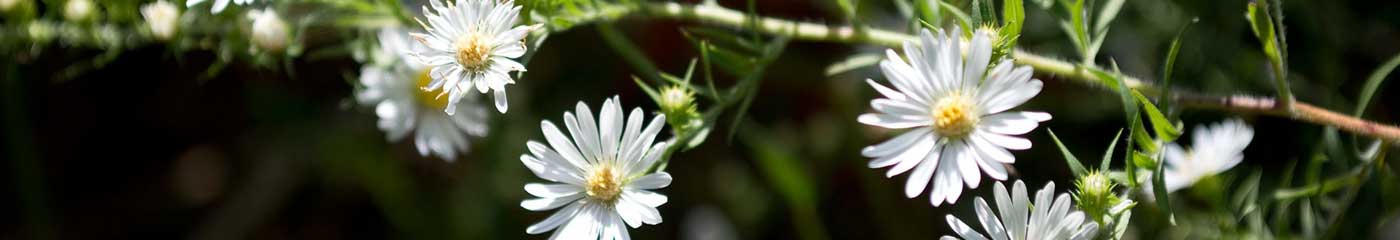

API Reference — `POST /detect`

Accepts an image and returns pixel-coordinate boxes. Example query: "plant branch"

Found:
[565,1,1399,144]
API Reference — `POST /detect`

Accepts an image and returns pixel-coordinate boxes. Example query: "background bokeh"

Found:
[3,0,1400,239]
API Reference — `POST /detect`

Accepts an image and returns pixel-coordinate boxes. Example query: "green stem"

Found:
[556,1,1400,144]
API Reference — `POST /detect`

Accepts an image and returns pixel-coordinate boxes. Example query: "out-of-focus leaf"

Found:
[598,23,661,83]
[1247,0,1292,105]
[1048,129,1088,177]
[1158,18,1195,109]
[1354,51,1400,117]
[634,76,660,103]
[1234,169,1263,219]
[1131,118,1158,154]
[1132,90,1182,142]
[835,0,856,21]
[1101,129,1123,170]
[1151,149,1175,225]
[1001,0,1025,46]
[739,126,828,240]
[936,1,974,31]
[971,0,997,26]
[919,0,944,30]
[1066,0,1088,59]
[825,53,882,76]
[1093,0,1125,33]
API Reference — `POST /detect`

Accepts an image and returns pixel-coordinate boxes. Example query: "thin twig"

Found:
[595,2,1400,144]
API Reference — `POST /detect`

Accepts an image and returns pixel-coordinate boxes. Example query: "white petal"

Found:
[952,141,983,189]
[963,32,992,91]
[969,134,1015,163]
[599,97,624,161]
[623,189,668,207]
[866,79,908,102]
[859,113,927,129]
[541,121,589,170]
[628,172,672,190]
[526,202,581,234]
[979,112,1049,135]
[945,214,989,240]
[872,99,929,118]
[525,183,582,198]
[973,198,1009,240]
[884,135,938,177]
[977,130,1033,150]
[521,194,582,211]
[904,144,943,198]
[980,78,1043,115]
[863,127,932,158]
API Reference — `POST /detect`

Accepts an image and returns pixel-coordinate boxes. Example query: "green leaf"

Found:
[824,53,882,76]
[1067,0,1089,61]
[1100,129,1123,170]
[1124,116,1140,188]
[1131,117,1158,154]
[936,1,975,31]
[971,0,997,26]
[1247,0,1292,105]
[917,0,944,30]
[1001,0,1025,46]
[1158,18,1196,108]
[1131,90,1182,142]
[1048,129,1089,177]
[633,76,660,103]
[1354,51,1400,117]
[1151,150,1176,225]
[835,0,857,21]
[1085,67,1137,122]
[1093,0,1126,33]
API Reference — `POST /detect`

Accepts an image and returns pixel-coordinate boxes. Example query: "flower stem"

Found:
[593,1,1400,145]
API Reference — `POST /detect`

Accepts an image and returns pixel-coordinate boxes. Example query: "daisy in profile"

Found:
[943,180,1099,240]
[860,27,1050,206]
[357,28,489,161]
[1155,119,1254,193]
[411,0,533,114]
[186,0,252,14]
[520,96,672,240]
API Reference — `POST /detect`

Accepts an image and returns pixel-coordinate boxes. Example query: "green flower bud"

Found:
[657,85,700,133]
[1075,170,1121,224]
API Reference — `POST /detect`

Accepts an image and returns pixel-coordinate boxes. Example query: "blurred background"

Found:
[3,0,1400,239]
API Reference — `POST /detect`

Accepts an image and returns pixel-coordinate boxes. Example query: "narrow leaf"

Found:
[1354,51,1400,117]
[1151,150,1176,225]
[1132,90,1182,142]
[1100,129,1123,170]
[1049,129,1089,177]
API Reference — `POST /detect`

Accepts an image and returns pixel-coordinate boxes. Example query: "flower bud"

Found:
[1074,171,1121,224]
[249,8,288,52]
[657,85,700,132]
[141,0,180,41]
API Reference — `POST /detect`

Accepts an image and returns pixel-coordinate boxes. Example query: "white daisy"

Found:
[520,96,672,240]
[1156,119,1254,193]
[860,27,1051,206]
[943,180,1100,240]
[140,0,181,41]
[186,0,252,14]
[357,28,490,161]
[411,0,531,114]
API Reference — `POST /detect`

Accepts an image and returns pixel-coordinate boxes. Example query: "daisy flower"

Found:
[520,96,672,240]
[1156,119,1254,193]
[357,28,490,161]
[186,0,252,14]
[943,180,1099,240]
[411,0,532,114]
[860,27,1051,206]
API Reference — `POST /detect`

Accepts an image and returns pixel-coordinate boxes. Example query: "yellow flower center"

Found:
[415,69,451,110]
[931,93,978,138]
[585,165,623,202]
[453,33,492,72]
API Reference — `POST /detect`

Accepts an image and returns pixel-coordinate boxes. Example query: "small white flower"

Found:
[186,0,252,14]
[63,0,93,22]
[520,96,671,240]
[1155,119,1254,193]
[411,0,531,114]
[248,8,288,52]
[860,27,1051,206]
[0,0,20,12]
[358,28,490,161]
[141,0,180,41]
[943,180,1100,240]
